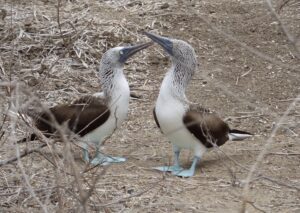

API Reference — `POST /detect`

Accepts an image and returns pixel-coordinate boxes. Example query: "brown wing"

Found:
[34,96,110,137]
[183,109,230,148]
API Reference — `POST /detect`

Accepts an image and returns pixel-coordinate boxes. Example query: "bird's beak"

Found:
[119,42,153,63]
[144,32,173,55]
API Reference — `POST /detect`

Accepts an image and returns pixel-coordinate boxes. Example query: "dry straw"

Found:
[0,0,299,212]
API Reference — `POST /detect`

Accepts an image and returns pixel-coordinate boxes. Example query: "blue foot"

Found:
[90,156,126,165]
[154,165,183,172]
[171,156,200,177]
[82,148,90,163]
[172,169,195,177]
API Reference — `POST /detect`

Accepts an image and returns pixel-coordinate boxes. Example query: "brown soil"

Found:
[0,0,299,212]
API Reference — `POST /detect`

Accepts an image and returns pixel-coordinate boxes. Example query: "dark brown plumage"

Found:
[183,110,229,148]
[153,105,231,148]
[20,96,110,142]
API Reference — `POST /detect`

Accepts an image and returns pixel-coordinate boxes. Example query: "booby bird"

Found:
[144,32,252,177]
[21,42,152,165]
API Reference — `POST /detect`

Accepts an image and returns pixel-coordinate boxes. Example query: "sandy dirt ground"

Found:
[0,0,299,212]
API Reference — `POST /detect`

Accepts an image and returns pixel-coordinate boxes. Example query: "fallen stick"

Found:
[0,142,47,167]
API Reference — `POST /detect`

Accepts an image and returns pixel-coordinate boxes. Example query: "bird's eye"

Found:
[119,50,124,55]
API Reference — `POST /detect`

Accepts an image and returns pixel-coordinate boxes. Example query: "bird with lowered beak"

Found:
[144,32,252,177]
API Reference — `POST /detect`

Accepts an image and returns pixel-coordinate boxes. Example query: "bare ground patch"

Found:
[0,0,299,212]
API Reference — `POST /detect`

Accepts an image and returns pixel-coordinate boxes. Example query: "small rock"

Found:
[55,82,64,89]
[24,18,33,27]
[77,87,90,93]
[0,23,4,31]
[126,1,142,7]
[160,3,169,9]
[247,105,255,110]
[148,55,160,65]
[38,63,48,74]
[102,31,114,37]
[123,35,132,44]
[0,9,7,20]
[127,189,134,194]
[24,76,39,87]
[243,65,249,69]
[130,91,142,99]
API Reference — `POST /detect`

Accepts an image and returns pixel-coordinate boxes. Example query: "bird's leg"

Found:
[172,156,200,177]
[90,148,126,165]
[154,146,183,172]
[82,144,90,163]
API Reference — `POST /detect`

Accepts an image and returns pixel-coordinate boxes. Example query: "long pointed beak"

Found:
[144,32,173,55]
[119,42,153,63]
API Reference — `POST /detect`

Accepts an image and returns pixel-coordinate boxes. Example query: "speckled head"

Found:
[144,32,197,70]
[99,42,152,79]
[100,42,153,68]
[144,32,197,91]
[98,42,152,97]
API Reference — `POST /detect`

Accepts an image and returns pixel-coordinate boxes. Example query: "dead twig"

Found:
[247,201,268,213]
[10,84,49,213]
[92,178,164,209]
[0,143,47,167]
[265,0,300,58]
[151,12,300,72]
[259,175,300,191]
[57,0,66,46]
[241,94,300,212]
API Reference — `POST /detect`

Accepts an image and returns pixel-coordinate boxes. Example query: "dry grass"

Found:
[0,0,299,212]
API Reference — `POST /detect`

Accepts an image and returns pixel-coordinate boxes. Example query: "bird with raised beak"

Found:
[20,42,152,165]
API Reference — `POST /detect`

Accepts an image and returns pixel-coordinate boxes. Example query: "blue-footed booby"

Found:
[144,32,252,177]
[20,42,152,165]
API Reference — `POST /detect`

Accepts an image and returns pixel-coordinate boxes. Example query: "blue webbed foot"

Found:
[90,155,126,165]
[154,148,183,172]
[172,156,200,177]
[172,168,195,177]
[82,148,90,163]
[153,165,183,172]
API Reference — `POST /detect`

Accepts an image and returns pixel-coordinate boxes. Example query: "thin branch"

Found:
[0,143,47,166]
[247,201,268,213]
[151,12,300,72]
[92,178,164,209]
[10,84,49,213]
[241,94,300,212]
[265,0,300,58]
[56,0,66,46]
[259,175,300,191]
